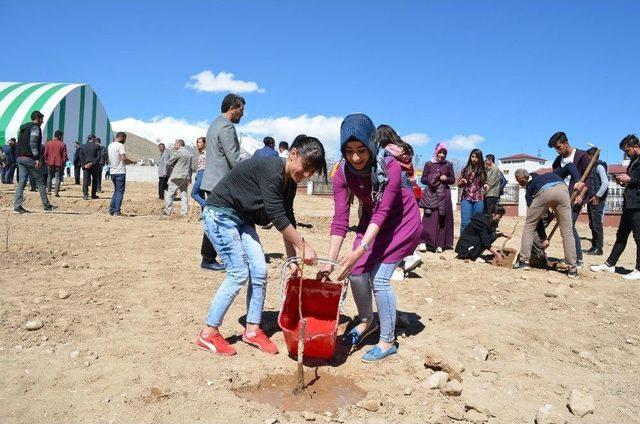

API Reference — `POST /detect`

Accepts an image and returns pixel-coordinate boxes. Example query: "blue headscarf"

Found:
[340,113,389,203]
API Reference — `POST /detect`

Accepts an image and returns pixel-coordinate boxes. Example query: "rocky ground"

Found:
[0,181,639,423]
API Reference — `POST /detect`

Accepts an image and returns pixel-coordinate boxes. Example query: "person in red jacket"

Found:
[44,130,68,197]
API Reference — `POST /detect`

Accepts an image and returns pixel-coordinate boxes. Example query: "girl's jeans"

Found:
[191,169,207,210]
[460,198,484,234]
[348,261,400,343]
[203,206,267,327]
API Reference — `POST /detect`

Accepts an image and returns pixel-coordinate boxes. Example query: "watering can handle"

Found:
[279,256,347,303]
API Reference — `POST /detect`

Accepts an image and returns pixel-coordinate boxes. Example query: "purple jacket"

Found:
[331,158,422,274]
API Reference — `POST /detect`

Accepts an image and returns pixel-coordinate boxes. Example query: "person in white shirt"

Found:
[278,141,289,158]
[108,132,135,216]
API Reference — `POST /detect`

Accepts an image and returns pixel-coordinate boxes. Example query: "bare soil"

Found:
[0,181,639,423]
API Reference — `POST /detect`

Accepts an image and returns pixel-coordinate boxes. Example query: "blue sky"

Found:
[1,0,639,163]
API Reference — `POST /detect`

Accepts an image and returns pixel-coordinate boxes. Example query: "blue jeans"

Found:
[460,198,484,234]
[14,157,50,210]
[203,206,267,327]
[349,262,400,343]
[191,169,207,210]
[2,164,15,183]
[109,173,126,214]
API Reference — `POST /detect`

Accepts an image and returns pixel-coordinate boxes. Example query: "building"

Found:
[498,153,549,183]
[0,82,113,158]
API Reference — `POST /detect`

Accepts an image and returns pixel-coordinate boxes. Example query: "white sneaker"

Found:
[435,247,443,253]
[403,254,423,273]
[623,269,640,281]
[590,263,615,273]
[417,243,427,253]
[391,268,405,281]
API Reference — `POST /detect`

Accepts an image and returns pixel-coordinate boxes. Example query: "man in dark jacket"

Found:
[548,131,594,268]
[13,111,56,213]
[95,138,108,192]
[1,138,17,183]
[78,134,102,200]
[72,141,82,184]
[591,134,640,280]
[252,136,279,158]
[455,206,507,264]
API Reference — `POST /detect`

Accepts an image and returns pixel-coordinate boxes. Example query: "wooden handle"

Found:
[546,149,600,242]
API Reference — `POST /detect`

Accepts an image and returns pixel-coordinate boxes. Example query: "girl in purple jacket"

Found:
[322,113,422,362]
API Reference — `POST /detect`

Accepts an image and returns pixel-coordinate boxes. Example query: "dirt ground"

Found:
[0,180,639,424]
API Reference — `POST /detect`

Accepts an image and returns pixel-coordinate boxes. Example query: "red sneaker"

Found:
[195,329,237,356]
[242,329,279,355]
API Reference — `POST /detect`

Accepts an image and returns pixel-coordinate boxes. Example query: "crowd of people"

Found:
[5,97,639,363]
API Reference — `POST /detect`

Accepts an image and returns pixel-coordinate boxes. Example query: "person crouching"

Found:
[455,206,507,263]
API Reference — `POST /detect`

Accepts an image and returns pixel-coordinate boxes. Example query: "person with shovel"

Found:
[195,135,327,356]
[512,165,583,277]
[322,113,422,363]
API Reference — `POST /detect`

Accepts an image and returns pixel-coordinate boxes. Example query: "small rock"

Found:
[25,319,44,331]
[441,380,463,396]
[58,290,71,299]
[429,404,450,424]
[396,406,405,415]
[567,389,594,417]
[472,344,489,361]
[360,400,380,412]
[96,242,104,247]
[424,351,464,381]
[535,404,566,424]
[427,371,449,389]
[61,263,70,269]
[69,350,80,359]
[544,291,558,298]
[206,380,214,387]
[264,419,278,424]
[445,403,464,420]
[626,337,639,346]
[105,398,111,403]
[404,387,412,396]
[147,234,155,238]
[520,275,528,280]
[439,255,447,260]
[464,399,492,417]
[465,410,487,423]
[302,411,316,421]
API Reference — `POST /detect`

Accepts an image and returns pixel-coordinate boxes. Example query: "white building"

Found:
[498,153,549,183]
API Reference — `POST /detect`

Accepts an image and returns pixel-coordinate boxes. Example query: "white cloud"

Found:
[443,134,485,151]
[112,114,343,157]
[238,115,343,158]
[402,133,430,146]
[112,116,209,146]
[185,70,265,94]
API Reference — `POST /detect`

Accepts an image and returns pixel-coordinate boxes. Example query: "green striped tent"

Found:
[0,82,113,154]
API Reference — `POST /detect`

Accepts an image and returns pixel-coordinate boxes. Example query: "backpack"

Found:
[498,171,508,196]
